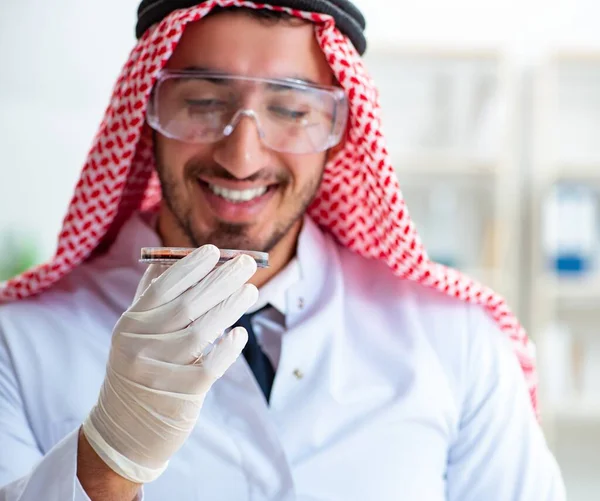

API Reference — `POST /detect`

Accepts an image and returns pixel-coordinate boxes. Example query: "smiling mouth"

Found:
[199,181,278,203]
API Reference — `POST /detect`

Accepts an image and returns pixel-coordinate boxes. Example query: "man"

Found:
[0,1,565,500]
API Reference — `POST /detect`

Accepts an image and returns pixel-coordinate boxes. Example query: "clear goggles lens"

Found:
[146,70,349,155]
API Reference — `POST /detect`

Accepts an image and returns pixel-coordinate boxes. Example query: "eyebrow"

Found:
[180,65,319,89]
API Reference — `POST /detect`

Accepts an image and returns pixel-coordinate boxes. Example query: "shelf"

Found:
[393,153,499,176]
[547,398,600,422]
[550,51,600,63]
[536,166,600,182]
[365,44,503,61]
[540,276,600,302]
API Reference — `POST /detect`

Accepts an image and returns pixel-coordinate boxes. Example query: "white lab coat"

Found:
[0,213,565,500]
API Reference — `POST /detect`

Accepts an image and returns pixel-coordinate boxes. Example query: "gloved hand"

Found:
[82,245,258,484]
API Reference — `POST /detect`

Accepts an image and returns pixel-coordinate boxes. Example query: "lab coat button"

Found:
[293,369,304,380]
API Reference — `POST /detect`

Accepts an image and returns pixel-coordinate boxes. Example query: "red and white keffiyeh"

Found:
[0,1,538,415]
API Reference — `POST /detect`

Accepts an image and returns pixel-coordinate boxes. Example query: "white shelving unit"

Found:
[363,47,523,314]
[363,46,600,499]
[530,52,600,500]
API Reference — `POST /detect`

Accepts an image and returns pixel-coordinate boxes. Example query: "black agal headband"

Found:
[136,0,367,55]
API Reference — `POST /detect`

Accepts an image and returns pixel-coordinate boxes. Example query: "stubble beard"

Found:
[155,157,324,253]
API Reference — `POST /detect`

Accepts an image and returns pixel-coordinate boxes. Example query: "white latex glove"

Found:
[82,245,258,484]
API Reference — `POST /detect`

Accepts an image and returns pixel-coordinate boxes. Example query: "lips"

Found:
[207,183,268,203]
[196,180,278,223]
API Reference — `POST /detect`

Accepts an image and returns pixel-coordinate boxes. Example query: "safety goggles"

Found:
[146,69,349,155]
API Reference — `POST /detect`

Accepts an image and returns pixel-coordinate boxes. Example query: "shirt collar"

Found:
[248,256,301,316]
[250,215,331,320]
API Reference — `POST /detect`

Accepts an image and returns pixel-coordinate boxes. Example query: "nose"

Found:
[212,110,270,179]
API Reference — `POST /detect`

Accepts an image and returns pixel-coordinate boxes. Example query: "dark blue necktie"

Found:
[234,306,275,402]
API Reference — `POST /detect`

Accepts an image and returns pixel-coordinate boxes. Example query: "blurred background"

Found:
[1,0,599,498]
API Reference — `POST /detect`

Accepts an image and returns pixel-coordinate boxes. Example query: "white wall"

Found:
[357,0,600,61]
[0,0,140,260]
[1,0,599,260]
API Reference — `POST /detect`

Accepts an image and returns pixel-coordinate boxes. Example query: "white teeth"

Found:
[207,183,268,203]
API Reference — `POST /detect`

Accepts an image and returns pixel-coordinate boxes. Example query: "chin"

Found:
[188,222,266,251]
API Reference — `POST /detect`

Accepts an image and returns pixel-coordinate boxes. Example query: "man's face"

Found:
[153,11,336,252]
